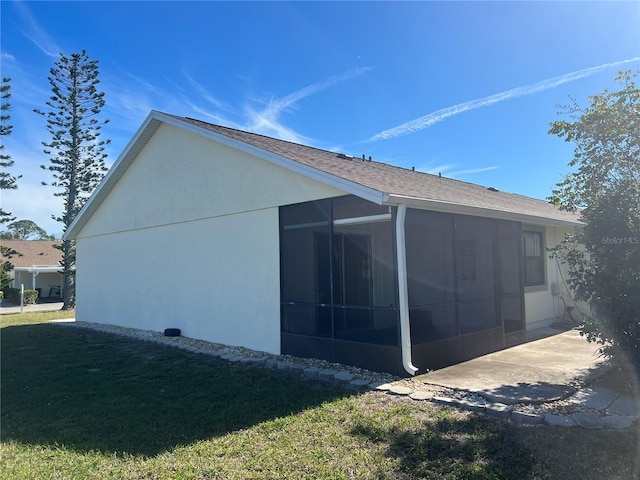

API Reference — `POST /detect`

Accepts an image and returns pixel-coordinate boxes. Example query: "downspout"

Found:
[395,203,418,376]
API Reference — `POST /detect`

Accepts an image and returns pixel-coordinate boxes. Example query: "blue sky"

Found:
[1,1,639,236]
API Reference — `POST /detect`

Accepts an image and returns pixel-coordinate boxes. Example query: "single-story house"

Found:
[1,240,64,299]
[64,111,582,376]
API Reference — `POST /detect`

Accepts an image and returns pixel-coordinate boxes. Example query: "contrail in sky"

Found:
[248,66,374,143]
[369,57,640,141]
[260,66,374,119]
[16,2,60,57]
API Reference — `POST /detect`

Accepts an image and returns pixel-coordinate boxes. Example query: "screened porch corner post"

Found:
[395,203,418,376]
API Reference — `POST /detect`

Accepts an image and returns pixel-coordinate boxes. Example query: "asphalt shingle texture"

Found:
[0,240,62,267]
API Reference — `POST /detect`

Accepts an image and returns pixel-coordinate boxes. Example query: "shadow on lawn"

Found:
[1,323,351,457]
[351,412,546,479]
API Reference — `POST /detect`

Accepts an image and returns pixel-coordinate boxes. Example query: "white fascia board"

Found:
[385,194,583,228]
[13,266,61,273]
[64,112,164,240]
[155,112,389,206]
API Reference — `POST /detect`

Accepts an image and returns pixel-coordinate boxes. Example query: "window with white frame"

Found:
[522,231,545,286]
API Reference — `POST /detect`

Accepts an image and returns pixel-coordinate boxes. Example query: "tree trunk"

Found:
[61,273,74,310]
[60,239,75,310]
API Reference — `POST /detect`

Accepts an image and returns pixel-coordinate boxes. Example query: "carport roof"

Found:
[65,111,582,239]
[1,240,62,268]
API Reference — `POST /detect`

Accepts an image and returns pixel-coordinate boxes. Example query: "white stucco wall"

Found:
[524,225,584,329]
[74,123,346,354]
[76,209,282,353]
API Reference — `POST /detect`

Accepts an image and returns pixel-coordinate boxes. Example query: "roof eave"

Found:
[13,266,62,273]
[385,194,583,228]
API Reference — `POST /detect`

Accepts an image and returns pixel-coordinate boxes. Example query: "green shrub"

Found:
[23,289,39,305]
[3,287,20,303]
[1,287,39,305]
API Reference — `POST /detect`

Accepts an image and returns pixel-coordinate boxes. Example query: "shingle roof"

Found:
[0,240,62,268]
[175,115,581,225]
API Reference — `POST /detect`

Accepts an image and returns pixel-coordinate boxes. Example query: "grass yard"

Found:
[1,312,638,479]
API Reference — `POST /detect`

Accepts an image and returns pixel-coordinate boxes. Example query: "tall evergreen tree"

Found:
[36,50,110,310]
[1,77,19,225]
[1,77,20,290]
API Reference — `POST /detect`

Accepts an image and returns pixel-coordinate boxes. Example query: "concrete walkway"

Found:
[410,327,639,428]
[416,327,608,404]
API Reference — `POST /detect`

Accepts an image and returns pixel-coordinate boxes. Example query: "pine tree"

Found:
[1,77,19,225]
[36,50,110,310]
[1,77,20,291]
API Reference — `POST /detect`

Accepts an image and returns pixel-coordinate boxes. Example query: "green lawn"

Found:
[0,309,76,325]
[1,313,638,479]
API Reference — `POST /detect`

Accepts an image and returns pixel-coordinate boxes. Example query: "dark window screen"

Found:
[523,231,545,286]
[456,238,476,281]
[406,211,503,340]
[280,196,400,366]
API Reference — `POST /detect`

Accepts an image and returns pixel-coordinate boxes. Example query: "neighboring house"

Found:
[64,111,582,376]
[1,240,64,299]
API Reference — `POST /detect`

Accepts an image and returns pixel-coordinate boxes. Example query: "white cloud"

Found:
[245,106,310,143]
[449,166,499,176]
[183,72,228,110]
[264,67,373,118]
[2,181,64,237]
[101,67,237,138]
[246,67,374,142]
[4,51,374,230]
[416,163,499,179]
[99,65,373,147]
[369,57,640,141]
[15,2,60,58]
[419,163,456,175]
